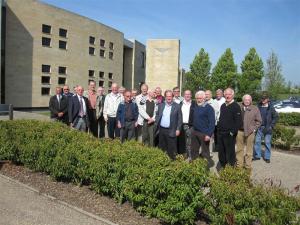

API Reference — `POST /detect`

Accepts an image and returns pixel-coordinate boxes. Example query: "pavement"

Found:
[0,174,116,225]
[0,110,50,121]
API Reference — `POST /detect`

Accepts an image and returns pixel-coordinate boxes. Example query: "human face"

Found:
[165,92,173,104]
[124,92,131,103]
[119,88,125,95]
[141,85,148,95]
[63,86,69,94]
[155,88,162,96]
[131,90,137,97]
[196,94,205,104]
[216,90,223,100]
[97,87,104,96]
[77,86,84,96]
[89,82,96,91]
[56,88,62,95]
[111,84,118,94]
[224,90,234,103]
[243,96,252,107]
[205,91,212,101]
[184,91,192,102]
[261,98,269,105]
[173,89,180,97]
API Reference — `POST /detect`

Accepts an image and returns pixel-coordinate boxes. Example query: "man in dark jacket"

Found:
[253,93,279,163]
[116,90,139,143]
[49,87,68,124]
[217,88,242,167]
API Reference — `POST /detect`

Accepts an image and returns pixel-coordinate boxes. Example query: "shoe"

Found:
[265,159,270,163]
[252,157,260,161]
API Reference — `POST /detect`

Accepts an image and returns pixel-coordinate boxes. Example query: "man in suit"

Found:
[155,90,182,160]
[49,86,68,124]
[68,85,89,132]
[96,86,106,138]
[84,81,98,137]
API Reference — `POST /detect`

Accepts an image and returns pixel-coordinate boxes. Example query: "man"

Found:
[205,90,220,154]
[96,86,106,138]
[49,86,68,124]
[155,87,165,105]
[103,83,123,139]
[131,88,138,103]
[119,86,125,96]
[68,86,89,131]
[142,90,157,146]
[236,94,262,169]
[117,90,139,143]
[84,81,98,137]
[253,93,278,163]
[62,85,73,98]
[173,86,183,104]
[217,88,242,167]
[178,90,195,157]
[136,84,149,142]
[191,91,215,166]
[73,85,78,96]
[214,89,225,150]
[215,89,226,106]
[155,90,182,160]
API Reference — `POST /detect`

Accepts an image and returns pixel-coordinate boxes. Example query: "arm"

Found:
[207,106,216,137]
[61,97,68,114]
[255,108,262,131]
[137,100,151,120]
[68,98,73,123]
[49,97,59,116]
[232,104,243,134]
[176,105,183,132]
[103,95,109,121]
[271,106,279,128]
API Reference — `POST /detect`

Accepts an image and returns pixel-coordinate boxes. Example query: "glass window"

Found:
[41,76,50,84]
[109,51,113,60]
[108,73,113,80]
[100,39,105,47]
[42,37,51,47]
[42,64,51,73]
[109,42,114,50]
[88,70,95,77]
[42,24,51,34]
[100,49,105,57]
[89,47,95,55]
[59,40,67,50]
[89,36,95,45]
[41,87,50,95]
[58,66,67,74]
[58,77,66,85]
[99,71,104,78]
[99,80,104,87]
[59,28,67,38]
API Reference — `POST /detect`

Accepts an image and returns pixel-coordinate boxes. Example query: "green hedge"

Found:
[0,120,299,225]
[278,113,300,126]
[273,125,300,150]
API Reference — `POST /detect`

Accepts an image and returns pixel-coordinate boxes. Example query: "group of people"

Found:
[49,81,278,170]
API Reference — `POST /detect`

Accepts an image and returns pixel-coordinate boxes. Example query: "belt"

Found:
[160,126,169,129]
[78,115,86,118]
[125,119,135,122]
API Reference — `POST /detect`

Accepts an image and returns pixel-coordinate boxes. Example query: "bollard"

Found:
[9,104,13,120]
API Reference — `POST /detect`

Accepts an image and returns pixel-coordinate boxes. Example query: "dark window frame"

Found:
[58,66,67,75]
[89,36,95,45]
[100,39,105,47]
[59,40,67,50]
[100,49,105,57]
[41,76,51,85]
[59,28,68,38]
[42,24,52,34]
[42,64,51,73]
[42,37,51,47]
[58,77,66,85]
[89,47,95,55]
[41,87,51,96]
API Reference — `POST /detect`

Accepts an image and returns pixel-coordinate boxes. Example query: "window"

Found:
[99,80,104,87]
[88,70,95,77]
[42,37,51,47]
[59,40,67,50]
[100,39,105,47]
[108,81,112,88]
[100,49,105,57]
[89,47,95,55]
[89,36,95,45]
[99,71,104,78]
[42,64,51,73]
[58,77,66,85]
[109,42,114,50]
[58,66,67,75]
[88,79,95,85]
[109,51,113,60]
[59,28,67,38]
[42,24,51,34]
[41,87,50,95]
[141,52,145,68]
[108,73,113,80]
[41,76,50,84]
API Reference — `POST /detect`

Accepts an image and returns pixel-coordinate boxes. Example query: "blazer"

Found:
[68,95,90,127]
[116,101,139,128]
[155,102,183,137]
[49,95,68,121]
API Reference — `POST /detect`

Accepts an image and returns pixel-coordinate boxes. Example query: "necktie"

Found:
[57,95,61,109]
[79,97,84,117]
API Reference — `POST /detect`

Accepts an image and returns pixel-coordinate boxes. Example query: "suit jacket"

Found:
[155,102,183,137]
[49,95,68,122]
[116,101,139,128]
[96,95,105,119]
[68,95,90,127]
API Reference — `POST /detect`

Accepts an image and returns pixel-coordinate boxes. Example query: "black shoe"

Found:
[252,157,260,161]
[265,159,270,163]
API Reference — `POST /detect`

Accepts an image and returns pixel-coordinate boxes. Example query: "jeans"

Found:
[254,128,272,160]
[120,121,135,143]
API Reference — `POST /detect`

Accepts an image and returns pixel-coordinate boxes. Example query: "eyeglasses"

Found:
[63,89,69,90]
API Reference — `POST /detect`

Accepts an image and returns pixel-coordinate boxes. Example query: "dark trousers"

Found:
[178,124,191,155]
[88,109,98,137]
[191,130,213,167]
[158,127,177,160]
[142,122,155,147]
[217,132,237,167]
[213,125,218,151]
[120,121,135,143]
[107,117,118,139]
[97,116,105,138]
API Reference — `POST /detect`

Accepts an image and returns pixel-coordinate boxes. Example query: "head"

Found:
[183,90,192,102]
[261,93,269,105]
[173,87,180,97]
[124,90,132,103]
[148,90,155,100]
[131,89,138,98]
[140,84,148,96]
[73,85,78,94]
[63,85,70,95]
[155,87,162,96]
[195,91,206,104]
[55,87,62,95]
[205,90,213,101]
[164,90,173,104]
[224,88,235,103]
[97,87,104,96]
[111,83,119,94]
[242,94,252,107]
[216,89,224,100]
[119,86,125,95]
[77,86,84,96]
[88,81,96,92]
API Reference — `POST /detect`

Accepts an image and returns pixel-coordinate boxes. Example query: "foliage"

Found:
[273,124,300,150]
[184,48,212,94]
[211,48,238,92]
[278,112,300,126]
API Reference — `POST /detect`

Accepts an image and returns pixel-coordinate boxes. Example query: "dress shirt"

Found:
[77,95,87,116]
[88,90,97,109]
[160,103,172,128]
[181,100,191,124]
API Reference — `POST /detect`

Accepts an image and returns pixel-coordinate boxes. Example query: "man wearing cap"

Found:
[253,93,278,163]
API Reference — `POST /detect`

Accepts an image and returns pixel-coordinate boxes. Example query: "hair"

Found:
[131,88,137,92]
[184,89,191,95]
[111,82,118,88]
[141,84,148,90]
[173,86,180,91]
[164,90,173,97]
[124,90,131,95]
[216,89,223,93]
[195,90,206,98]
[205,90,212,95]
[242,94,252,102]
[224,88,235,95]
[89,80,96,85]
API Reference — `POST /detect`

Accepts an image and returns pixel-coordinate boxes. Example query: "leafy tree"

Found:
[184,48,211,94]
[264,50,285,98]
[211,48,237,91]
[238,48,264,99]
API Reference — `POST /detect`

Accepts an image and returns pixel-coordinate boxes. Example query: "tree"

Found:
[211,48,237,91]
[184,48,211,94]
[264,50,285,98]
[238,48,264,98]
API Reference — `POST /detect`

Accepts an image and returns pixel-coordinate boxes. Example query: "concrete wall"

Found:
[0,0,2,103]
[145,39,180,92]
[5,0,124,107]
[123,46,133,89]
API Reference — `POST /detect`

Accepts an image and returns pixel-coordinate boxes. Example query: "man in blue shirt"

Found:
[155,90,182,160]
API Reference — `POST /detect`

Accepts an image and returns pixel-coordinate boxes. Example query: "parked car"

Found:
[274,100,300,113]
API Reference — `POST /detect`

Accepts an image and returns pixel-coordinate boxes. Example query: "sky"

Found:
[43,0,300,84]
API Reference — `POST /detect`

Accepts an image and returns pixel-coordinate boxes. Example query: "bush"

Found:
[278,113,300,126]
[0,120,299,225]
[273,125,300,150]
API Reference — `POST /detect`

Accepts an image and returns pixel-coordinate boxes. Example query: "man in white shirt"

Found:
[173,86,183,104]
[214,88,226,150]
[136,84,149,142]
[103,83,123,139]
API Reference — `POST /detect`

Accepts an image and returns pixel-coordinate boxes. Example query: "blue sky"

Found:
[43,0,300,84]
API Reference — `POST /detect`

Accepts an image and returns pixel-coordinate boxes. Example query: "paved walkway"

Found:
[0,111,50,121]
[0,174,116,225]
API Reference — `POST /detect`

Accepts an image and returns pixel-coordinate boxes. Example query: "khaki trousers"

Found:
[236,131,255,169]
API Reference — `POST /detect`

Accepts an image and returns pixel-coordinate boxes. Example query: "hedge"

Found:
[0,120,299,225]
[278,113,300,126]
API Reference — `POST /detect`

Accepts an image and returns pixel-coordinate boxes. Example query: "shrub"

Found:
[278,113,300,126]
[273,125,300,150]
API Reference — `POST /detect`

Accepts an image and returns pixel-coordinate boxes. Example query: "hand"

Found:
[70,123,73,128]
[176,130,180,136]
[204,135,211,141]
[117,121,122,129]
[58,112,64,117]
[104,115,108,122]
[148,118,154,124]
[135,122,138,127]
